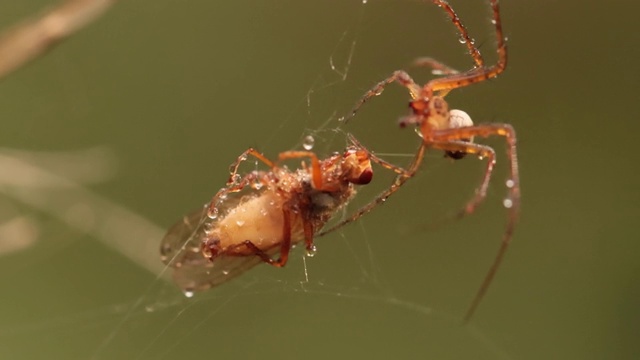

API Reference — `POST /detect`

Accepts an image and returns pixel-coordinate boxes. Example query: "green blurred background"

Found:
[0,0,638,359]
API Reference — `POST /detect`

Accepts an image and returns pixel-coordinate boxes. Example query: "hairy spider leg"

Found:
[426,0,507,94]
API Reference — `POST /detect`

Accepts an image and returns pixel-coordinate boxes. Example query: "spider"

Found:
[160,135,406,293]
[320,0,520,321]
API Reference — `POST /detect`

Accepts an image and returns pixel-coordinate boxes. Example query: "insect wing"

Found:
[160,208,202,265]
[160,206,264,292]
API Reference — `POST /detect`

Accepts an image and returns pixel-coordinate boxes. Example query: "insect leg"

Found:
[229,207,293,267]
[277,151,323,189]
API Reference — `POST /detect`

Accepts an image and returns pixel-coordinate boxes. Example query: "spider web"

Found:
[0,1,514,359]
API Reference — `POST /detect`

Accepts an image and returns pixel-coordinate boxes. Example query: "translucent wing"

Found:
[159,205,266,292]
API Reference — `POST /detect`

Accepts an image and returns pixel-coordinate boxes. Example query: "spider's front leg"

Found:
[344,70,421,122]
[426,0,507,94]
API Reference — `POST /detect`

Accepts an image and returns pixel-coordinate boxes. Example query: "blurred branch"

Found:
[0,0,118,80]
[0,150,166,275]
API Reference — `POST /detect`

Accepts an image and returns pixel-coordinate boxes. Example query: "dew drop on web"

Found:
[303,135,315,150]
[306,245,317,257]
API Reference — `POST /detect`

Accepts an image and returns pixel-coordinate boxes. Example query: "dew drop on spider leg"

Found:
[503,198,514,209]
[458,35,476,45]
[303,135,315,150]
[506,179,515,188]
[183,290,195,298]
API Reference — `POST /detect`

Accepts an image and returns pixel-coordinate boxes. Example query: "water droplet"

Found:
[478,156,484,161]
[306,245,317,257]
[458,35,467,44]
[222,269,230,275]
[362,0,367,4]
[374,88,384,96]
[503,198,513,208]
[491,19,497,25]
[207,208,218,220]
[184,290,194,298]
[506,179,515,188]
[236,220,245,227]
[303,135,315,150]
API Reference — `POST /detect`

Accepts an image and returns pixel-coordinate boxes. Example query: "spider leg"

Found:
[228,207,293,267]
[431,140,497,217]
[426,0,507,93]
[413,57,460,75]
[411,57,460,98]
[347,133,413,177]
[429,123,519,322]
[432,0,485,68]
[344,70,421,123]
[318,143,427,237]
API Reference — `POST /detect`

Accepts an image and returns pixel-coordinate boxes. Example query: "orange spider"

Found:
[323,0,520,321]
